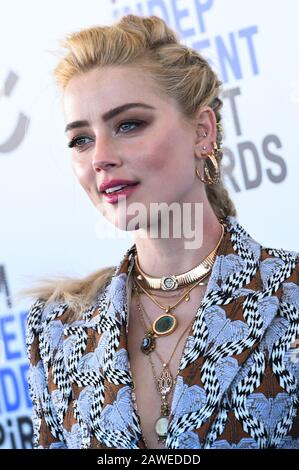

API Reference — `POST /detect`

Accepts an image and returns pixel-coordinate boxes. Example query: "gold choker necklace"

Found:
[134,224,224,291]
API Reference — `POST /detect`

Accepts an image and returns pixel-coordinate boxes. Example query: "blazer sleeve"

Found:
[26,299,67,449]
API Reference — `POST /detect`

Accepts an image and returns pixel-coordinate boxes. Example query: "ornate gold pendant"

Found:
[157,366,173,396]
[155,384,171,442]
[140,331,156,355]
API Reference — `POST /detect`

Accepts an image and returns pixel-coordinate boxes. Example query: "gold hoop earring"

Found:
[195,142,220,185]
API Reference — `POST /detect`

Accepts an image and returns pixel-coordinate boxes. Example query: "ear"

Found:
[194,106,217,160]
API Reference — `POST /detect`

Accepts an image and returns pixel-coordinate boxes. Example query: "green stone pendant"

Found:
[153,313,177,336]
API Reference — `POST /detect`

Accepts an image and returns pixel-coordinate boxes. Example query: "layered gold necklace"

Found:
[131,224,225,443]
[134,280,194,442]
[134,276,206,354]
[134,224,224,291]
[133,224,224,349]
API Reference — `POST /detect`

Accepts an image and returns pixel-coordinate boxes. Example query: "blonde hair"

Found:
[20,14,236,315]
[18,267,116,316]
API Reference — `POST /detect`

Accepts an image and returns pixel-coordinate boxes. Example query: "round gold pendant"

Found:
[152,313,177,336]
[161,276,178,290]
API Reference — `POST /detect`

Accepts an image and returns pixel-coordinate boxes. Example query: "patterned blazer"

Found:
[26,217,299,449]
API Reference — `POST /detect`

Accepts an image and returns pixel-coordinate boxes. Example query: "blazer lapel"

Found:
[62,245,144,449]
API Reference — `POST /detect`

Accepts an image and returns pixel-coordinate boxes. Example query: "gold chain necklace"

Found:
[134,224,224,291]
[134,282,195,443]
[133,277,203,353]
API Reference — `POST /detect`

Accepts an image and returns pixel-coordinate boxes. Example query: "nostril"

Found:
[93,161,116,171]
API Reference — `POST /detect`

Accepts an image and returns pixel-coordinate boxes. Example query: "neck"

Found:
[133,202,223,277]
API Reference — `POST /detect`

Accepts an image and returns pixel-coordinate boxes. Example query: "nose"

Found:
[92,138,122,172]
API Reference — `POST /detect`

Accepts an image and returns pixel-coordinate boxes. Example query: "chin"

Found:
[103,212,141,232]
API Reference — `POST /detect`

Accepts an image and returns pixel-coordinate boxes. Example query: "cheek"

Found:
[141,138,173,173]
[71,157,93,192]
[141,130,192,176]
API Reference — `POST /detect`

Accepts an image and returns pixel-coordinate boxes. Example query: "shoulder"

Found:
[25,266,115,362]
[256,244,299,346]
[26,298,74,367]
[259,242,299,290]
[226,217,299,317]
[226,217,298,290]
[25,266,116,347]
[257,237,299,317]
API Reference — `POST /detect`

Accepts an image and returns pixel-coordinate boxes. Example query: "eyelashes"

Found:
[67,120,145,151]
[68,136,90,149]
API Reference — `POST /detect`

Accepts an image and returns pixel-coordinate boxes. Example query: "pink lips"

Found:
[102,183,140,204]
[99,179,139,193]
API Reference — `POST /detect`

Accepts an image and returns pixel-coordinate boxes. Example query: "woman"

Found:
[25,14,299,449]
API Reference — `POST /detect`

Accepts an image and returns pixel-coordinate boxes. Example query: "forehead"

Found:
[63,65,171,115]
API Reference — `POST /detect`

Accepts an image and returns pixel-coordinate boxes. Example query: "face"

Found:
[63,65,205,232]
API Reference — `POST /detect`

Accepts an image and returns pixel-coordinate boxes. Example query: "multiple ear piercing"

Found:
[202,132,207,151]
[196,125,222,185]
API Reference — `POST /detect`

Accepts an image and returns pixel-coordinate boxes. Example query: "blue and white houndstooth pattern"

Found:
[26,217,299,449]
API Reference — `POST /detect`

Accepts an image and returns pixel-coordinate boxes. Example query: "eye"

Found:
[68,136,93,151]
[116,120,144,134]
[67,120,145,151]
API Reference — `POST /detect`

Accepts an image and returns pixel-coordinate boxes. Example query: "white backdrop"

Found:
[0,0,298,448]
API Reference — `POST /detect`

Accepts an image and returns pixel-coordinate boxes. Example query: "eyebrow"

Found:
[64,102,155,133]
